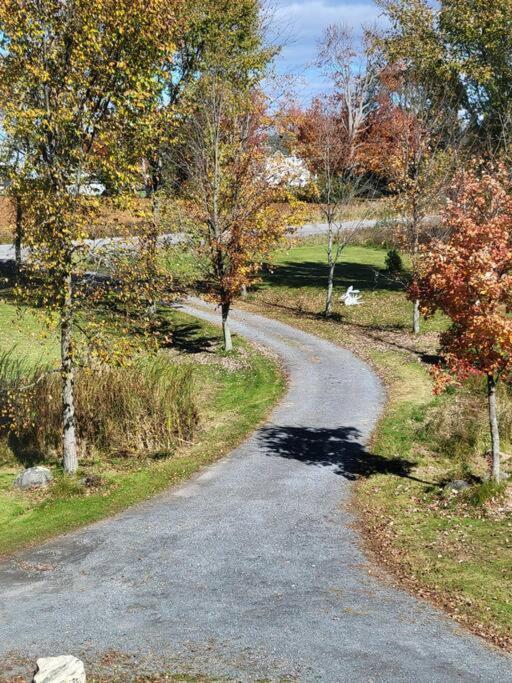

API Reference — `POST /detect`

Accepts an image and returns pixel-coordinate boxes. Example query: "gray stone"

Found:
[13,466,53,490]
[33,655,86,683]
[444,479,471,493]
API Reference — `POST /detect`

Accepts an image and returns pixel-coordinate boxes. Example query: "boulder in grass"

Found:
[444,479,470,494]
[33,655,86,683]
[13,466,53,490]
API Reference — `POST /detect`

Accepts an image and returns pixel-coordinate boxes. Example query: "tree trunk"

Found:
[487,375,501,483]
[14,198,23,275]
[61,271,78,474]
[240,284,247,298]
[221,301,233,352]
[412,298,420,335]
[325,228,334,317]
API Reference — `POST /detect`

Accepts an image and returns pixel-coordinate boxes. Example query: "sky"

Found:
[268,0,384,102]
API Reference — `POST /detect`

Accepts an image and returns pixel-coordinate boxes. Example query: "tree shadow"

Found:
[164,320,218,354]
[258,260,403,293]
[258,424,434,484]
[6,433,47,468]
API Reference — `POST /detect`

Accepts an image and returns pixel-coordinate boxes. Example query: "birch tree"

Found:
[319,26,377,316]
[282,26,378,316]
[0,0,180,473]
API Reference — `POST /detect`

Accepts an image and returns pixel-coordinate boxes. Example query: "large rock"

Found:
[13,466,53,490]
[444,479,470,494]
[33,655,86,683]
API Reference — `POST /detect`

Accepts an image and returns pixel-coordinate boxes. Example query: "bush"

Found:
[350,221,399,249]
[462,480,507,507]
[0,352,198,461]
[385,249,404,275]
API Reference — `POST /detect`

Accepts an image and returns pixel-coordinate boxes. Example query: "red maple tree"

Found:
[414,166,512,482]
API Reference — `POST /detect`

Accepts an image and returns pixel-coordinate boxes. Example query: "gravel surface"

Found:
[0,300,511,682]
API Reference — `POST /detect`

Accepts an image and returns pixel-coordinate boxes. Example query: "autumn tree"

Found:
[361,65,460,332]
[283,97,352,316]
[141,0,267,198]
[0,0,181,473]
[414,166,512,482]
[282,25,378,316]
[176,79,294,350]
[128,0,273,323]
[376,0,512,153]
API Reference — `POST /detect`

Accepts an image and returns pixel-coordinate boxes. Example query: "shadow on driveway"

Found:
[258,424,432,484]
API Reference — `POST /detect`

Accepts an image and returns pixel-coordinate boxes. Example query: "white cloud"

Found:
[267,0,384,101]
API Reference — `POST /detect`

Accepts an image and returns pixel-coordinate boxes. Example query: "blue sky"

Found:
[269,0,383,101]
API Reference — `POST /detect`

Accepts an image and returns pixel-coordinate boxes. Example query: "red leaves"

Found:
[415,165,512,388]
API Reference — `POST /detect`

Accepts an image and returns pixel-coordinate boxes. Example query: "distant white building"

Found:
[67,181,106,196]
[266,152,311,189]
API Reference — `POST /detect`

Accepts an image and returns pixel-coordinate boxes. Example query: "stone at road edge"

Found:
[33,655,86,683]
[13,466,53,490]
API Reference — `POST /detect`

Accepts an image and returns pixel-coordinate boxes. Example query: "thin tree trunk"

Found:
[325,226,334,317]
[61,270,78,474]
[411,208,420,335]
[221,301,233,352]
[412,298,420,335]
[487,375,501,483]
[240,284,247,298]
[14,198,23,274]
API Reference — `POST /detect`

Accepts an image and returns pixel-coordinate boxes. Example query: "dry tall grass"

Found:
[0,352,198,462]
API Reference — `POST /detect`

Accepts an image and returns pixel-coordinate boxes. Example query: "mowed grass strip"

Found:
[240,238,512,650]
[0,304,285,556]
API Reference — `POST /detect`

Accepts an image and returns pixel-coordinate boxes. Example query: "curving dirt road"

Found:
[0,300,510,681]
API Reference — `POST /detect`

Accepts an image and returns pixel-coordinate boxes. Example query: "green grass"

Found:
[0,305,285,557]
[241,238,512,650]
[0,298,58,365]
[359,350,512,646]
[251,241,447,334]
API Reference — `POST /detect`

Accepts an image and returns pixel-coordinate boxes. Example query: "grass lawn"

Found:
[240,238,512,651]
[0,299,285,556]
[257,241,447,335]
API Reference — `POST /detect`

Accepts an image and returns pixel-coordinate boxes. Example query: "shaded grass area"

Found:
[240,239,512,650]
[0,305,285,556]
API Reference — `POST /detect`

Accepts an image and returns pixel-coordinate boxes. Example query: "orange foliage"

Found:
[414,166,512,388]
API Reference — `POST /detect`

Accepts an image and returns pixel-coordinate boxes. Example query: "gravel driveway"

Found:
[0,300,510,681]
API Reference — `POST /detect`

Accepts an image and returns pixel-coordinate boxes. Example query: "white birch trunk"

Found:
[412,298,420,335]
[325,226,335,317]
[61,271,78,474]
[222,302,233,352]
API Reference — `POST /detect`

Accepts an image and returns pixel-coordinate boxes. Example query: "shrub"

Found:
[350,220,398,249]
[385,249,404,275]
[461,480,507,507]
[0,352,198,462]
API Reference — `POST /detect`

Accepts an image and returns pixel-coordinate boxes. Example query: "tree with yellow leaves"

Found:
[0,0,181,473]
